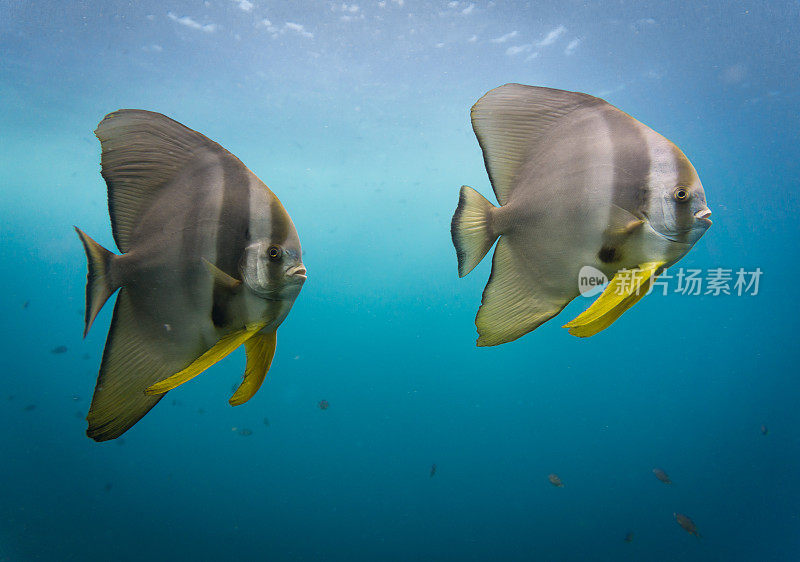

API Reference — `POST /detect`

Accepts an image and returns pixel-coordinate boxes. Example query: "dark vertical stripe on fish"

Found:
[597,106,651,263]
[211,155,251,328]
[267,190,289,280]
[670,144,694,244]
[604,107,651,217]
[180,165,209,303]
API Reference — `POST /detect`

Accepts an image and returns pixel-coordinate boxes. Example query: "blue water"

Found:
[2,1,799,560]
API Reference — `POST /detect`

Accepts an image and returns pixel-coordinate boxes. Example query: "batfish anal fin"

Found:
[202,257,242,291]
[145,322,267,395]
[229,330,277,406]
[563,261,665,337]
[87,289,172,441]
[475,237,566,346]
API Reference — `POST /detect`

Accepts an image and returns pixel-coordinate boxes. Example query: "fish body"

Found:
[451,84,712,345]
[77,110,306,441]
[653,468,672,484]
[548,473,564,487]
[674,513,701,537]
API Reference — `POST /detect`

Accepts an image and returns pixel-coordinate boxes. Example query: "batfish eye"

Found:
[673,186,689,202]
[267,245,282,261]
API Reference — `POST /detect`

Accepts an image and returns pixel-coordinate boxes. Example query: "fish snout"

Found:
[694,207,713,227]
[286,264,307,282]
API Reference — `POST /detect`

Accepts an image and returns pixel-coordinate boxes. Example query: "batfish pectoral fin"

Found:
[475,237,566,346]
[603,205,645,243]
[563,261,665,337]
[202,257,242,291]
[145,322,267,395]
[229,330,277,406]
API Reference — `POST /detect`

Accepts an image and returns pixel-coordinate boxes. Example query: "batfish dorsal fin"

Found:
[470,83,602,205]
[95,109,233,253]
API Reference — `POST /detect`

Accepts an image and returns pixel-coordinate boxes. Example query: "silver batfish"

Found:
[76,110,306,441]
[451,84,712,346]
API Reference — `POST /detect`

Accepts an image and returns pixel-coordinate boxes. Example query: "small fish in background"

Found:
[430,464,437,478]
[81,353,90,360]
[548,473,564,487]
[238,428,253,437]
[761,424,769,436]
[76,110,306,442]
[624,531,634,543]
[24,404,36,412]
[72,394,81,402]
[653,468,672,484]
[263,417,270,426]
[318,399,329,410]
[22,300,30,309]
[674,513,701,538]
[51,345,68,354]
[104,483,113,493]
[451,84,712,345]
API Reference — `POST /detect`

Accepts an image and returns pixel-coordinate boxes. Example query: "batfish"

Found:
[76,110,306,441]
[451,84,712,345]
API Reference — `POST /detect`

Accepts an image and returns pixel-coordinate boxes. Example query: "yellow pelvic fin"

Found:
[563,261,665,338]
[229,330,277,406]
[145,322,267,395]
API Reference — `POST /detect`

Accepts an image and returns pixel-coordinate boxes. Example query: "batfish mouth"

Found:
[286,265,307,281]
[695,208,713,227]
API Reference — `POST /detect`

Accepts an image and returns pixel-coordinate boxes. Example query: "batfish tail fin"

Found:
[75,226,121,338]
[451,185,498,277]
